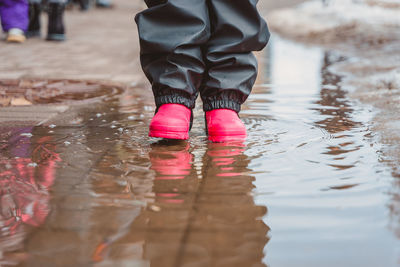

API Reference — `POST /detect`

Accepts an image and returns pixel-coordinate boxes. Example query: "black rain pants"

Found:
[135,0,270,112]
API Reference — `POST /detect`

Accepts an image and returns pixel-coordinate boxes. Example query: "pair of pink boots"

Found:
[149,104,246,142]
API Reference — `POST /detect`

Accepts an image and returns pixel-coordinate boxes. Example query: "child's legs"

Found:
[0,0,29,32]
[135,0,210,110]
[201,0,270,112]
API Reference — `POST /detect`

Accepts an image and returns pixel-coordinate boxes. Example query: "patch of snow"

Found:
[269,0,400,44]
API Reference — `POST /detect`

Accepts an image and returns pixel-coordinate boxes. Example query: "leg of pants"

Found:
[135,0,210,110]
[201,0,269,112]
[135,0,269,112]
[0,0,29,32]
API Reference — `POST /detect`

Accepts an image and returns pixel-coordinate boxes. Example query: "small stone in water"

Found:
[149,205,161,212]
[64,141,71,145]
[96,113,102,117]
[128,115,135,120]
[49,124,56,128]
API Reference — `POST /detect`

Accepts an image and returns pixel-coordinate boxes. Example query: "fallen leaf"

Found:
[10,97,32,106]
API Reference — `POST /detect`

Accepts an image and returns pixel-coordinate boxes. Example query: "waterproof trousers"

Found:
[0,0,28,32]
[135,0,270,112]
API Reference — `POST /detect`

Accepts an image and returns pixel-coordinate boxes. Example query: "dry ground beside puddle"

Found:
[0,0,306,85]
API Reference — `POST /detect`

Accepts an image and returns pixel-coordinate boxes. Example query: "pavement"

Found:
[0,0,145,84]
[0,0,306,84]
[0,0,307,126]
[0,0,148,127]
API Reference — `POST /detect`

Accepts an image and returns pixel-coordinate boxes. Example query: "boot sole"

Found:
[6,35,26,43]
[149,130,189,140]
[46,34,66,41]
[26,31,41,38]
[208,134,247,143]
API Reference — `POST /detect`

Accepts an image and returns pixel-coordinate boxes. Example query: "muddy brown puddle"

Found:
[0,37,399,267]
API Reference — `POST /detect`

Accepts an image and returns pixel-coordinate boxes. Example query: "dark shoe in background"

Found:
[78,0,90,11]
[66,0,91,11]
[96,0,113,8]
[46,2,66,41]
[27,3,41,38]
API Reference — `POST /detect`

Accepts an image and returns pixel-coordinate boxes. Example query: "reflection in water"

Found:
[150,140,193,181]
[177,142,269,267]
[1,36,400,266]
[315,52,361,171]
[315,52,359,134]
[249,36,399,267]
[0,126,59,265]
[90,140,269,267]
[16,128,268,266]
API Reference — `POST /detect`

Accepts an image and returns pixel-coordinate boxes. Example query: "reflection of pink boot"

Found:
[150,142,192,180]
[206,109,247,142]
[149,104,192,140]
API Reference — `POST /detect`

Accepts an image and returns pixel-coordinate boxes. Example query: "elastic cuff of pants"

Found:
[155,94,195,110]
[203,100,241,113]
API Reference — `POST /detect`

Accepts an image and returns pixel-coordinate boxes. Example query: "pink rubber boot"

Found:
[149,104,192,140]
[206,109,247,142]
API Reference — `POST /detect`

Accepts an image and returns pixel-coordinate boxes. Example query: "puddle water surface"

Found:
[0,37,399,267]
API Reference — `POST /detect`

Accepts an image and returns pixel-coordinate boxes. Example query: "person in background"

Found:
[0,127,60,265]
[0,0,29,43]
[27,0,66,41]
